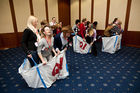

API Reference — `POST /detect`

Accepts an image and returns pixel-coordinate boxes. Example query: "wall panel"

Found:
[13,0,30,32]
[81,0,91,21]
[126,31,140,48]
[0,33,17,49]
[94,0,107,30]
[48,0,58,23]
[0,0,14,33]
[109,0,127,29]
[128,0,140,31]
[71,0,79,26]
[58,0,70,26]
[32,0,46,28]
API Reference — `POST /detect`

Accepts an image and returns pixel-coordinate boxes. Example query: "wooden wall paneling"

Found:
[0,33,17,49]
[58,0,70,26]
[0,35,4,48]
[17,32,23,46]
[45,0,49,22]
[105,0,110,28]
[125,31,140,48]
[9,0,19,46]
[69,0,71,26]
[123,0,132,45]
[79,0,81,21]
[29,0,34,15]
[0,32,23,49]
[91,0,94,23]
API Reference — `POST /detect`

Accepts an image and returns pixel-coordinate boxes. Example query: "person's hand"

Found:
[42,60,46,65]
[57,50,61,55]
[83,38,86,42]
[27,54,32,58]
[116,32,118,35]
[90,42,93,46]
[64,47,67,51]
[54,53,58,57]
[69,42,72,47]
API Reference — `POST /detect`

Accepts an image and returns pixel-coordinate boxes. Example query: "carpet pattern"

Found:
[0,45,140,93]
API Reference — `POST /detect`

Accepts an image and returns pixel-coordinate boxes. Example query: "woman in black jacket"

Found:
[21,16,41,67]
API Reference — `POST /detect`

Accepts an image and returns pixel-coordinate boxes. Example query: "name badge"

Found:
[34,42,38,47]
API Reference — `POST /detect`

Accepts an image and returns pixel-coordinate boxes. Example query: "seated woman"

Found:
[110,20,122,36]
[104,18,122,37]
[37,26,58,65]
[85,28,97,56]
[104,24,113,37]
[54,25,73,54]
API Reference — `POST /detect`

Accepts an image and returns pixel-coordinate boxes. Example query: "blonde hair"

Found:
[88,29,94,37]
[61,25,73,33]
[27,15,38,32]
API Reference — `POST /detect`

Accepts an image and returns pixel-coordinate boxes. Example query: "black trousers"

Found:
[86,36,97,56]
[27,51,40,67]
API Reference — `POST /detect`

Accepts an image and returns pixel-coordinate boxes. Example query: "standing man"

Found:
[49,17,57,26]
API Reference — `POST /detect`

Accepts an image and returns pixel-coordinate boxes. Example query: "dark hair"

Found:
[87,21,90,26]
[52,17,56,20]
[93,21,98,27]
[40,20,48,26]
[75,19,80,25]
[82,18,87,22]
[113,18,118,23]
[61,25,73,33]
[41,25,51,37]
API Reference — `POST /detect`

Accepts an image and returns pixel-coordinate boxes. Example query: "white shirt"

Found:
[49,21,57,26]
[93,29,97,41]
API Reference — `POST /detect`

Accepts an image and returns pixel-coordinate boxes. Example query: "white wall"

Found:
[48,0,59,23]
[128,0,140,31]
[93,0,107,30]
[13,0,30,32]
[32,0,46,28]
[71,0,79,26]
[81,0,91,22]
[1,0,140,34]
[109,0,127,29]
[0,0,14,33]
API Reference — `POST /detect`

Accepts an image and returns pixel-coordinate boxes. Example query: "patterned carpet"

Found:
[0,44,140,93]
